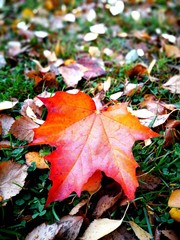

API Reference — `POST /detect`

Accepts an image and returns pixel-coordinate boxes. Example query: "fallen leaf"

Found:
[90,23,107,34]
[31,91,159,205]
[25,222,61,240]
[164,44,180,58]
[110,91,123,100]
[129,221,152,240]
[89,46,101,57]
[82,218,124,240]
[109,0,124,16]
[43,50,58,62]
[126,63,148,79]
[103,77,112,92]
[140,94,167,115]
[21,8,34,19]
[138,172,161,190]
[63,13,76,23]
[139,113,171,128]
[125,49,139,63]
[32,59,50,72]
[25,152,49,169]
[0,53,6,69]
[168,189,180,208]
[124,81,144,96]
[20,99,44,125]
[169,208,180,222]
[20,99,42,118]
[0,99,18,111]
[161,230,180,240]
[101,225,136,240]
[26,70,58,92]
[0,140,12,149]
[7,41,22,57]
[128,108,155,119]
[162,75,180,94]
[84,32,98,41]
[34,30,48,38]
[69,199,88,215]
[34,91,55,107]
[164,120,180,147]
[54,215,83,240]
[10,116,39,143]
[0,161,28,201]
[0,114,15,135]
[77,57,106,80]
[132,30,151,41]
[59,64,85,87]
[92,193,121,218]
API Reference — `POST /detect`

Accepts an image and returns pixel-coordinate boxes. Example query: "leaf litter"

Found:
[0,0,179,239]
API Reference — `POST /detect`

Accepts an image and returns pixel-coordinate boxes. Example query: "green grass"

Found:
[0,0,179,239]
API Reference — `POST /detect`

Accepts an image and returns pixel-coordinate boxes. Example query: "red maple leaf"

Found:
[31,91,159,205]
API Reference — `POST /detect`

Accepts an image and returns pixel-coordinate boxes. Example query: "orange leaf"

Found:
[168,189,180,208]
[31,91,159,205]
[25,152,49,169]
[82,170,102,194]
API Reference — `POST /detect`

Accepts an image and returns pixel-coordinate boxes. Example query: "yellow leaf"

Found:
[129,221,152,240]
[22,8,34,19]
[169,208,180,222]
[55,41,61,56]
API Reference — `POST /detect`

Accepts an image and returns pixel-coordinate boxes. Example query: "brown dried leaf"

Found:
[138,172,161,190]
[164,120,180,147]
[10,116,39,143]
[101,225,136,240]
[25,222,61,240]
[140,94,166,115]
[0,114,15,136]
[0,161,28,201]
[77,57,106,80]
[132,30,151,41]
[126,63,148,79]
[26,70,58,92]
[54,215,83,240]
[0,140,12,149]
[161,230,179,240]
[92,193,121,218]
[25,152,49,169]
[164,44,180,58]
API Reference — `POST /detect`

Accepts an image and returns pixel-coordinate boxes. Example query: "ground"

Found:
[0,0,180,239]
